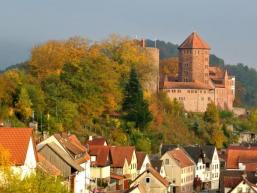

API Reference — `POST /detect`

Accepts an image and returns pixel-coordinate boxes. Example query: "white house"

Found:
[183,145,220,190]
[0,128,37,179]
[227,176,257,193]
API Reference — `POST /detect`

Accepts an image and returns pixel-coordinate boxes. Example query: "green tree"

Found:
[204,102,220,124]
[122,67,152,130]
[15,87,33,122]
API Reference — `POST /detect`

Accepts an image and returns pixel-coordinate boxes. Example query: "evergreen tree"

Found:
[122,67,152,130]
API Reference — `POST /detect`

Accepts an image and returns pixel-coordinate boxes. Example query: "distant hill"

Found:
[146,39,257,108]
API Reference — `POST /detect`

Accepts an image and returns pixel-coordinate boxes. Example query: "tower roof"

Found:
[179,32,210,49]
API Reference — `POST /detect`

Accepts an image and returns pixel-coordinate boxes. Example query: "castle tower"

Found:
[178,32,210,85]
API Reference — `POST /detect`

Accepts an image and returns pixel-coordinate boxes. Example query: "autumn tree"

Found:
[122,67,152,130]
[15,87,33,122]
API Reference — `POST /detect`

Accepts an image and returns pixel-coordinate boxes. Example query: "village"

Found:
[1,126,257,193]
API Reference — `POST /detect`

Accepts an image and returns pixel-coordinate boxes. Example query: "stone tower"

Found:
[178,32,210,85]
[140,39,160,93]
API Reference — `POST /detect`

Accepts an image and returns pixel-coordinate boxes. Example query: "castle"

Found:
[159,32,235,112]
[142,32,235,112]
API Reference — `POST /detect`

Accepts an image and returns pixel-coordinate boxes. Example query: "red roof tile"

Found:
[136,152,147,170]
[179,32,210,49]
[110,146,135,168]
[0,128,36,166]
[167,148,195,168]
[89,145,110,167]
[226,146,257,169]
[87,137,107,146]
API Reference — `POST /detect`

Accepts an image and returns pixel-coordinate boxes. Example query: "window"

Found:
[145,177,150,183]
[91,156,96,162]
[165,159,169,165]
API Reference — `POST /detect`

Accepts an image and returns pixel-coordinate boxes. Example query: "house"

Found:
[37,152,61,176]
[160,147,195,193]
[38,142,85,192]
[0,128,37,178]
[130,166,170,193]
[183,145,220,190]
[238,132,257,144]
[110,146,138,180]
[226,146,257,171]
[87,136,107,146]
[37,133,90,193]
[228,177,257,193]
[89,145,111,182]
[220,170,257,193]
[136,152,151,175]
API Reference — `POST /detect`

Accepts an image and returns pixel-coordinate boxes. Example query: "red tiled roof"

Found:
[179,32,210,49]
[110,146,135,168]
[37,153,61,176]
[161,80,213,90]
[136,152,147,170]
[0,128,36,166]
[167,148,195,168]
[223,176,243,188]
[89,145,110,167]
[226,146,257,169]
[87,137,107,146]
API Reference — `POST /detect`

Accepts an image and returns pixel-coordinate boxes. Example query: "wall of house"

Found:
[210,149,220,190]
[165,88,214,112]
[161,153,181,186]
[91,166,110,179]
[39,145,71,178]
[129,152,138,180]
[131,172,168,193]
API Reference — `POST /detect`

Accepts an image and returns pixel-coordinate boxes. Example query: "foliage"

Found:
[122,67,152,130]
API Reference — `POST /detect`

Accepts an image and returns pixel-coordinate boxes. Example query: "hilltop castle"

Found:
[142,32,235,112]
[159,32,235,112]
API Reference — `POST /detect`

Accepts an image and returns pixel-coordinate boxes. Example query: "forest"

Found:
[0,36,257,153]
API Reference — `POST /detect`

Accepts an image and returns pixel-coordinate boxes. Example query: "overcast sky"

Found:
[0,0,257,70]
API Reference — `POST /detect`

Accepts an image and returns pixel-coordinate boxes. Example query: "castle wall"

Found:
[164,88,215,112]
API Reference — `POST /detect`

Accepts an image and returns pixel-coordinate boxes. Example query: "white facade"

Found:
[226,180,257,193]
[210,149,220,190]
[74,161,91,193]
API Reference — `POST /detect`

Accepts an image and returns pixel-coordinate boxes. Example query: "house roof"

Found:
[0,128,36,166]
[54,133,86,156]
[166,148,195,168]
[39,142,83,172]
[87,137,107,146]
[226,146,257,170]
[161,80,213,90]
[179,32,210,49]
[37,153,61,176]
[89,145,110,167]
[183,145,215,164]
[110,146,135,168]
[133,166,170,187]
[136,152,147,170]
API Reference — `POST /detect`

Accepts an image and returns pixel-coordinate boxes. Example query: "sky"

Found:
[0,0,257,70]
